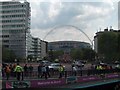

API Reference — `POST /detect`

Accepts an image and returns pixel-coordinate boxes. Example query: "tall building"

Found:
[32,37,41,61]
[0,1,31,59]
[41,40,48,59]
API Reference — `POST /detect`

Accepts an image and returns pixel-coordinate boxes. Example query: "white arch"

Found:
[43,25,93,47]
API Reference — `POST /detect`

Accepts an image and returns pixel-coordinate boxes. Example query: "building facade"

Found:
[0,0,48,61]
[0,1,31,59]
[41,40,48,59]
[48,41,91,53]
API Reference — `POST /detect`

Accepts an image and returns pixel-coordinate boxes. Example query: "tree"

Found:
[48,50,64,62]
[98,31,118,62]
[70,48,96,62]
[2,48,16,62]
[82,48,96,61]
[70,49,83,60]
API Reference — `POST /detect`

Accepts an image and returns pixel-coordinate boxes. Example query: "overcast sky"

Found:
[27,0,119,44]
[11,0,120,44]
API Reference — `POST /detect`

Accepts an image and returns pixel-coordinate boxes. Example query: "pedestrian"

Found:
[14,63,23,81]
[41,65,47,79]
[38,64,42,78]
[13,63,17,77]
[58,65,64,78]
[72,65,77,76]
[46,65,50,78]
[29,64,33,77]
[24,64,28,77]
[5,65,11,80]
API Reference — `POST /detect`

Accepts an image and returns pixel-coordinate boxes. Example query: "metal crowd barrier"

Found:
[2,69,120,80]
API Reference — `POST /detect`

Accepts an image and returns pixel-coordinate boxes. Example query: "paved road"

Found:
[19,62,92,71]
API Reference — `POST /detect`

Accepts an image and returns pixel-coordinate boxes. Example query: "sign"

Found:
[77,76,100,83]
[67,76,77,84]
[106,74,119,78]
[31,78,66,88]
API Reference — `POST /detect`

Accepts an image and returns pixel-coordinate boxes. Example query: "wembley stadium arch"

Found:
[43,25,93,48]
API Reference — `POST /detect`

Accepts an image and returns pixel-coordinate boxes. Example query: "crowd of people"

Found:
[2,63,65,81]
[2,62,120,81]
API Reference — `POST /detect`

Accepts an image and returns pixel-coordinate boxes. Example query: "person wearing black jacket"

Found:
[38,64,42,78]
[46,65,50,78]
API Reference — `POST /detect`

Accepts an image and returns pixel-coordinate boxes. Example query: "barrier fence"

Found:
[2,68,120,80]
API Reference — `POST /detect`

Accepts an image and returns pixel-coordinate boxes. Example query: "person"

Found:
[41,65,47,79]
[29,64,33,77]
[72,65,77,76]
[24,64,28,77]
[38,64,42,78]
[5,65,11,80]
[58,65,64,78]
[14,63,23,81]
[46,65,50,78]
[13,63,17,77]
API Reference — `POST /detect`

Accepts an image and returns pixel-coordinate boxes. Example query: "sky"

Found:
[1,0,120,45]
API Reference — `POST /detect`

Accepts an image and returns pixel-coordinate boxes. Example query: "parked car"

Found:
[72,61,84,68]
[39,60,51,66]
[48,63,65,71]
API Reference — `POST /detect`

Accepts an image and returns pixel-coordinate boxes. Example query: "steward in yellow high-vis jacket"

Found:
[14,63,23,81]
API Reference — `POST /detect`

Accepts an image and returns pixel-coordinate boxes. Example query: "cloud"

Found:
[29,1,118,43]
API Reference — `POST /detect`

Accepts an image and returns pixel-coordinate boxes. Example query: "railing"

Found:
[2,68,120,80]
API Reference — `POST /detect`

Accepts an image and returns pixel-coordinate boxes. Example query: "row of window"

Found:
[2,19,26,23]
[3,40,9,43]
[28,51,41,53]
[10,45,26,49]
[2,4,26,9]
[2,9,26,13]
[2,14,26,18]
[51,43,88,46]
[1,35,9,38]
[2,24,25,28]
[3,40,25,42]
[1,2,23,5]
[2,29,25,33]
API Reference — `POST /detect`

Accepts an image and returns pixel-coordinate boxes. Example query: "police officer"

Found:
[59,65,64,78]
[14,63,23,81]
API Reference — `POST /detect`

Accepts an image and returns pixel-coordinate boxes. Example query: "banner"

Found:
[77,76,100,83]
[105,74,119,79]
[31,78,66,88]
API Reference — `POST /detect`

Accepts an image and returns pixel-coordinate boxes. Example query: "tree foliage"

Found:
[98,31,119,62]
[2,48,16,62]
[70,48,96,61]
[48,50,64,61]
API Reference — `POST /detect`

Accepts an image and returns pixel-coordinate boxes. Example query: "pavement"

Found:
[55,78,120,89]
